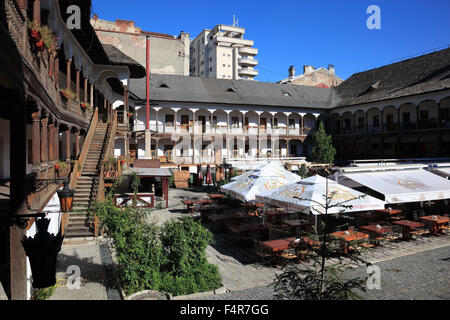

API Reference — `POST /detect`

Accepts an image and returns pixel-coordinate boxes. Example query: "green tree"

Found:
[273,176,372,300]
[309,122,336,164]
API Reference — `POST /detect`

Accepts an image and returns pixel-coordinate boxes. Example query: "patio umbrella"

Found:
[206,165,212,185]
[220,163,302,202]
[197,164,203,187]
[231,161,281,181]
[255,175,386,227]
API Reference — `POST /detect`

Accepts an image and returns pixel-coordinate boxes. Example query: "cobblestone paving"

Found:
[50,241,120,300]
[196,243,450,300]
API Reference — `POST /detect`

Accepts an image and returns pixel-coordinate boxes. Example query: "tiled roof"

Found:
[129,75,338,110]
[334,47,450,107]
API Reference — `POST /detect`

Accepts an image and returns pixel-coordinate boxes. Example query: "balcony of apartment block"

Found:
[238,47,258,56]
[238,57,258,66]
[238,67,258,77]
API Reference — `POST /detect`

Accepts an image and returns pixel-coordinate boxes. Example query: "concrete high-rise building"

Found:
[190,24,258,80]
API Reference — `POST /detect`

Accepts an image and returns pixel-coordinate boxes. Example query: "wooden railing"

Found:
[90,110,117,236]
[69,109,98,190]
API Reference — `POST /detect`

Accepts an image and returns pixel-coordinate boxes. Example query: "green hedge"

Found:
[94,200,222,296]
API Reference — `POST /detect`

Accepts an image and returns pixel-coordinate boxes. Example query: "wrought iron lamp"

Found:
[21,218,63,289]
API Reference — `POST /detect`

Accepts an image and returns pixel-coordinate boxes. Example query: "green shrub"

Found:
[95,198,222,296]
[32,285,56,300]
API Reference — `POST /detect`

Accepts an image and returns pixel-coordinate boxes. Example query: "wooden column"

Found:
[65,130,71,161]
[66,59,72,91]
[54,55,59,89]
[40,117,48,165]
[33,0,40,25]
[75,131,80,159]
[75,69,80,101]
[48,123,54,162]
[300,115,304,135]
[124,85,128,124]
[54,125,59,161]
[84,78,88,103]
[49,53,54,79]
[163,177,169,208]
[31,111,41,169]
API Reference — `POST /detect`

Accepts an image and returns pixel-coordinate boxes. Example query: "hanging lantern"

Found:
[22,218,64,289]
[57,181,74,213]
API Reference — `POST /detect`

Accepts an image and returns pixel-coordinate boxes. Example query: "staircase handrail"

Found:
[88,110,118,236]
[69,108,99,190]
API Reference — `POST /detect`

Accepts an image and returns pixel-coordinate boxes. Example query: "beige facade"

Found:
[278,65,343,88]
[91,16,190,76]
[190,25,258,80]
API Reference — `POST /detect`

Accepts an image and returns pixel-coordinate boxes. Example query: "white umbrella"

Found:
[255,175,386,228]
[220,163,302,202]
[230,161,282,181]
[256,175,385,214]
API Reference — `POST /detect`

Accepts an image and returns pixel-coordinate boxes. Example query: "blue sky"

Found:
[92,0,450,83]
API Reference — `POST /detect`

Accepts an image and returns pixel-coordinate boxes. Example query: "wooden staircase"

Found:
[65,122,109,238]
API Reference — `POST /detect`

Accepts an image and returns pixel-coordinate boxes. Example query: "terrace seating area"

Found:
[182,194,450,268]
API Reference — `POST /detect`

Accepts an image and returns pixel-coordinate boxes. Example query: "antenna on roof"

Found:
[233,14,238,27]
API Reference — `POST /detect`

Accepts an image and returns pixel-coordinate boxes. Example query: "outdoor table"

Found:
[358,225,393,245]
[260,236,319,265]
[241,202,264,216]
[208,193,224,205]
[281,219,314,233]
[392,220,425,240]
[227,222,273,241]
[262,209,288,223]
[419,215,450,236]
[330,231,369,254]
[208,212,251,232]
[181,199,197,213]
[353,211,385,225]
[198,204,229,219]
[376,209,403,215]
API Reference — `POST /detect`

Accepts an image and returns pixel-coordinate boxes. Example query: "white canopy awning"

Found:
[343,169,450,204]
[220,163,302,202]
[256,175,385,215]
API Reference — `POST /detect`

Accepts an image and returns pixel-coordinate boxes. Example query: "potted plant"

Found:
[59,89,76,101]
[27,20,41,42]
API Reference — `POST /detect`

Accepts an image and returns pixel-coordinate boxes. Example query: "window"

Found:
[420,110,429,120]
[387,114,394,123]
[165,114,174,127]
[402,112,410,123]
[344,119,351,129]
[358,117,364,128]
[440,108,450,121]
[232,116,240,128]
[289,119,295,128]
[209,67,212,72]
[274,118,278,127]
[373,115,380,127]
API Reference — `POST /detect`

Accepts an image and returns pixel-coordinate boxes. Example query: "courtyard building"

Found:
[0,0,144,300]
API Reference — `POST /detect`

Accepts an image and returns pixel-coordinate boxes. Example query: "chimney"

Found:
[303,65,314,76]
[328,64,335,75]
[289,65,295,80]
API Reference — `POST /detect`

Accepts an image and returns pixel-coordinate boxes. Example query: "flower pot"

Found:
[35,40,45,52]
[30,29,41,42]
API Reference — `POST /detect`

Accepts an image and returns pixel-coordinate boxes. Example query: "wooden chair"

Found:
[253,239,273,267]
